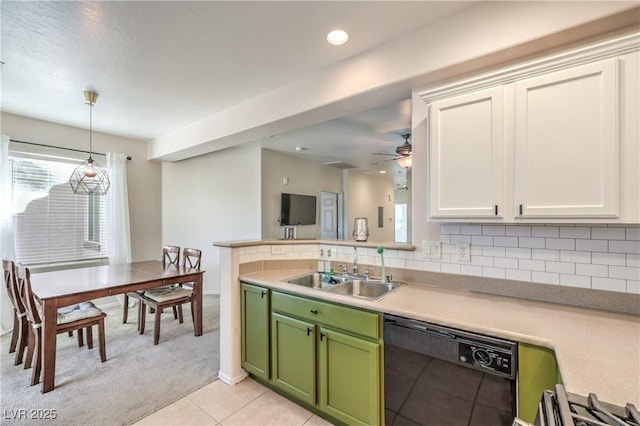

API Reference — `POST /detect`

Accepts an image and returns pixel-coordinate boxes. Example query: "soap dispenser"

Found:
[318,249,325,273]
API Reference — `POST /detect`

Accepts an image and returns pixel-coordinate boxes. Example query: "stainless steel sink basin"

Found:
[286,272,349,290]
[328,280,406,300]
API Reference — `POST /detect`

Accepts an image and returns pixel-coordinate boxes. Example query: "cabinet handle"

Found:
[320,332,325,341]
[260,290,266,298]
[494,205,498,216]
[310,309,318,315]
[307,327,312,336]
[519,204,523,215]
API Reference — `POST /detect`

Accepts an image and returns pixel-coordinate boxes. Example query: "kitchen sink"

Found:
[328,279,406,300]
[285,272,406,300]
[286,272,349,290]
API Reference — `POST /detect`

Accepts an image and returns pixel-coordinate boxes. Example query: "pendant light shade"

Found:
[69,91,110,195]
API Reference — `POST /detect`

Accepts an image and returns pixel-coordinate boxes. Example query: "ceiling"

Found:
[0,1,475,186]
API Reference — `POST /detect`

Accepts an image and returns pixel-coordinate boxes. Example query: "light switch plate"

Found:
[423,241,441,259]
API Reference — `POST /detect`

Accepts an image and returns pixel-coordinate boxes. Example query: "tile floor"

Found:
[134,377,334,426]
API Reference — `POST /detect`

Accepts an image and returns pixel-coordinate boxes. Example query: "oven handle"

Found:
[384,317,458,340]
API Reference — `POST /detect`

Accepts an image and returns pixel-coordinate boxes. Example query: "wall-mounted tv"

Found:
[281,193,317,226]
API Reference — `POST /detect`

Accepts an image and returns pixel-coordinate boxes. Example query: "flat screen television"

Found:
[281,193,317,225]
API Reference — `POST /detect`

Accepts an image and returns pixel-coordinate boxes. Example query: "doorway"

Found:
[320,192,342,240]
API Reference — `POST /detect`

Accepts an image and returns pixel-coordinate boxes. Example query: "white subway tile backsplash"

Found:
[440,235,451,244]
[546,238,575,250]
[472,256,494,267]
[532,226,559,238]
[506,268,531,282]
[441,263,461,274]
[451,235,472,244]
[560,250,592,264]
[506,247,532,259]
[609,266,640,280]
[519,237,546,249]
[560,226,591,239]
[628,254,640,267]
[546,261,575,275]
[406,260,423,271]
[592,277,626,292]
[506,226,531,237]
[493,237,519,247]
[575,263,608,278]
[518,259,546,271]
[471,235,494,246]
[592,227,626,240]
[532,271,560,285]
[482,225,506,236]
[626,227,640,241]
[609,240,640,254]
[627,280,640,294]
[423,261,442,272]
[495,257,519,269]
[470,245,482,255]
[532,249,560,261]
[575,239,608,252]
[482,267,506,279]
[460,264,482,276]
[483,246,506,257]
[591,252,625,266]
[461,225,482,235]
[441,224,461,235]
[560,274,591,289]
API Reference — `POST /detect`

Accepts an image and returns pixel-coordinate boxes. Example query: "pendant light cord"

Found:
[88,101,93,160]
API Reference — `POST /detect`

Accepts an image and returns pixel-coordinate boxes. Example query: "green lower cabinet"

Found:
[318,327,381,426]
[518,343,561,424]
[271,312,317,405]
[241,283,270,380]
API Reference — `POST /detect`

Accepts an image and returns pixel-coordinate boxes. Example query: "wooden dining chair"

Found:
[137,248,202,345]
[123,245,180,324]
[16,265,107,386]
[3,259,29,366]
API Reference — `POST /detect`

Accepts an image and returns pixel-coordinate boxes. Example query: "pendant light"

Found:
[69,91,110,195]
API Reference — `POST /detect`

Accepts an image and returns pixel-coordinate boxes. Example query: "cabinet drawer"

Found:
[272,292,380,340]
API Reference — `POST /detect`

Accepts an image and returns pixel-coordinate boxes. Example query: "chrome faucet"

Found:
[352,245,358,276]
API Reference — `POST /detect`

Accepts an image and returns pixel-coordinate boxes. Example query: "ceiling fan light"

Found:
[397,155,412,168]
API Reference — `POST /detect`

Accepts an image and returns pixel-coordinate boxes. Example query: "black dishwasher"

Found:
[384,314,517,426]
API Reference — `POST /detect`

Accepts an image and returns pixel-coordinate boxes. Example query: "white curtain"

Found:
[0,135,16,334]
[106,152,132,307]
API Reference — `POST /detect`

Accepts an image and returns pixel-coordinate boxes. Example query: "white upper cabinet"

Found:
[419,34,639,223]
[429,87,504,219]
[514,59,619,219]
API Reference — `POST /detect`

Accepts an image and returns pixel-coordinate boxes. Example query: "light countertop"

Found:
[239,268,640,408]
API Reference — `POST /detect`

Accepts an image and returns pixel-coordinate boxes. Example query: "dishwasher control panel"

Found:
[458,341,514,378]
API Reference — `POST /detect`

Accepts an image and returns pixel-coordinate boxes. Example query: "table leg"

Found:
[41,299,58,393]
[193,274,203,336]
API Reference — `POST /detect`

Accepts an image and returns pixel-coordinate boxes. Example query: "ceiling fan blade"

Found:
[370,158,397,165]
[371,153,397,156]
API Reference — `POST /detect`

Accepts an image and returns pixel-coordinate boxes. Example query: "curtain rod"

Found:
[9,139,132,160]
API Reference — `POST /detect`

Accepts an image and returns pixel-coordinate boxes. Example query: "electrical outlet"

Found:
[456,243,470,262]
[422,241,441,259]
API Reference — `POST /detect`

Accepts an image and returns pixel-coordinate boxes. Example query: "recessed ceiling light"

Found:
[379,170,387,174]
[327,30,348,46]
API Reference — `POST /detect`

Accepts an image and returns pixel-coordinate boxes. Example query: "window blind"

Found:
[11,154,108,266]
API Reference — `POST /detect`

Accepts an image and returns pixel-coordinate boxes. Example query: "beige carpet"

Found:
[0,295,220,426]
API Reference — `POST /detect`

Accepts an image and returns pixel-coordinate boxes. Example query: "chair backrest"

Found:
[182,248,202,270]
[3,259,26,316]
[16,265,41,327]
[162,245,180,265]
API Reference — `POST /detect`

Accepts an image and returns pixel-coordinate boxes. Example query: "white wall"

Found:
[346,171,395,243]
[162,146,261,294]
[261,149,342,240]
[1,112,161,262]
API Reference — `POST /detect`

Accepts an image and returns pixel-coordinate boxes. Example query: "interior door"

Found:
[320,192,339,239]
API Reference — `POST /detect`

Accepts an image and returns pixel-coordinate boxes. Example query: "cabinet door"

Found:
[429,86,505,218]
[514,58,619,218]
[271,312,316,405]
[241,283,270,380]
[318,327,381,426]
[518,343,560,424]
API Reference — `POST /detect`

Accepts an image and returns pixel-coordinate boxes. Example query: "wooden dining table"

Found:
[30,260,205,393]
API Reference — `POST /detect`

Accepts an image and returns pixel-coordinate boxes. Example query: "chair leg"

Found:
[154,308,161,345]
[139,303,146,334]
[68,331,73,337]
[15,316,28,366]
[31,328,42,386]
[172,306,178,319]
[86,326,94,349]
[123,294,129,324]
[98,319,106,362]
[177,304,184,323]
[9,314,19,353]
[77,328,84,347]
[24,327,35,370]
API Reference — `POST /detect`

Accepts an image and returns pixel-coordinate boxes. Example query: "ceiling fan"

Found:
[371,133,412,168]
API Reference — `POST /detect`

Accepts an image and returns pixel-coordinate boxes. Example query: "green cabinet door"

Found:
[518,343,560,423]
[271,312,317,405]
[241,283,270,380]
[318,326,381,426]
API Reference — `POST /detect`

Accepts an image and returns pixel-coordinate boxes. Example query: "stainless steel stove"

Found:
[535,384,639,426]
